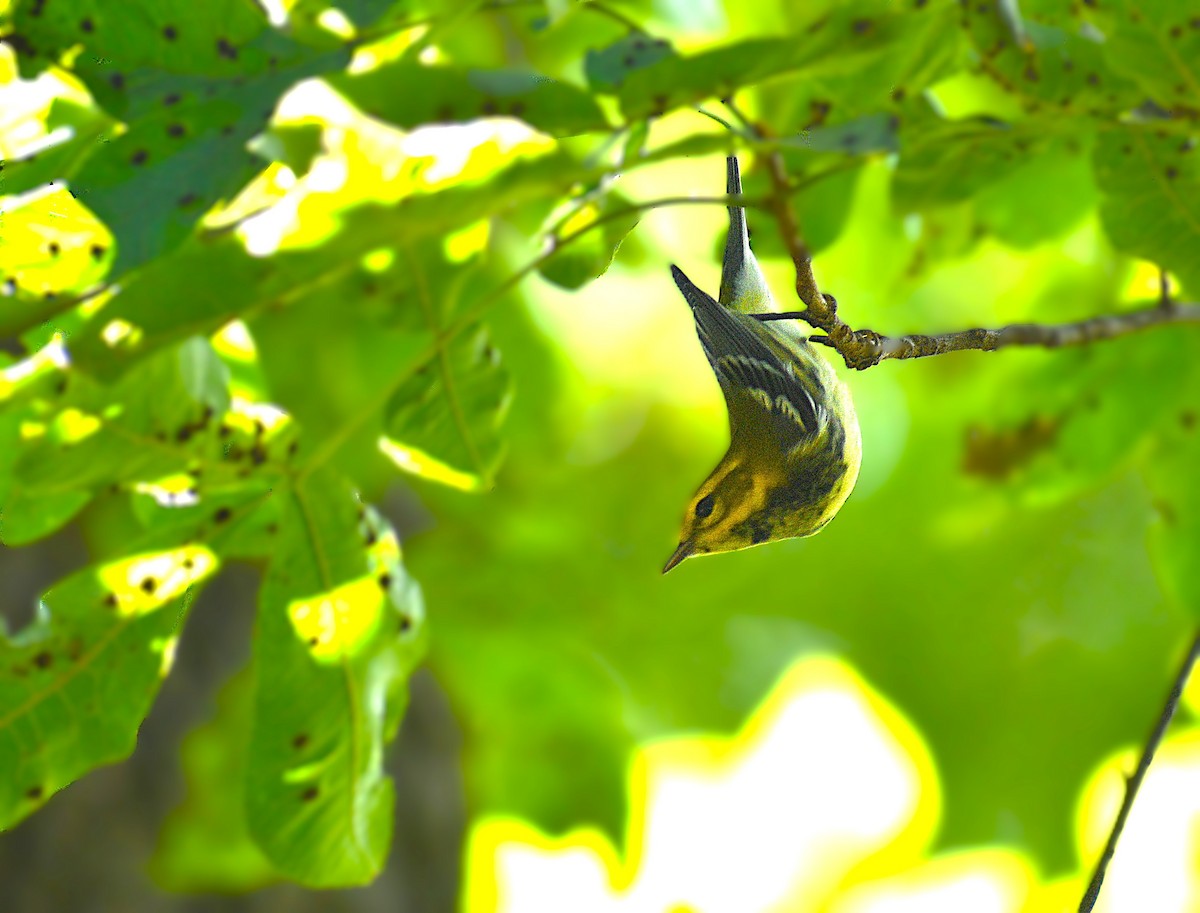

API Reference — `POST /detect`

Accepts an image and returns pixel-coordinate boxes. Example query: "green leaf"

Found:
[2,342,229,543]
[379,239,516,484]
[10,0,349,274]
[892,117,1051,211]
[759,1,963,140]
[616,0,960,121]
[973,137,1096,247]
[584,32,677,92]
[177,336,232,414]
[67,149,589,381]
[957,0,1142,114]
[250,122,325,177]
[0,100,115,199]
[245,471,425,887]
[1081,0,1200,114]
[383,314,512,491]
[290,0,418,29]
[537,193,641,290]
[0,544,216,829]
[797,113,900,155]
[0,186,112,307]
[1094,124,1200,297]
[329,62,610,137]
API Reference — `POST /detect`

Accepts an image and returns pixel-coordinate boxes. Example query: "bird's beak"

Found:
[662,540,693,574]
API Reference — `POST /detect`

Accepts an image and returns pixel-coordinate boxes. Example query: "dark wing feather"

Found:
[671,264,821,449]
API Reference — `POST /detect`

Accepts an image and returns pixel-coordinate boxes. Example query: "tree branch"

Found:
[1079,630,1200,913]
[719,100,1200,369]
[837,302,1200,368]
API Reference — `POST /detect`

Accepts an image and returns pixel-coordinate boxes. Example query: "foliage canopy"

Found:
[0,0,1198,899]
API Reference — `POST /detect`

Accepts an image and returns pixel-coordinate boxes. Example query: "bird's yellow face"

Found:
[662,425,860,573]
[663,453,782,572]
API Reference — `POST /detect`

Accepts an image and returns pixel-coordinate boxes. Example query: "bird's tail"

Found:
[672,263,771,369]
[718,155,774,314]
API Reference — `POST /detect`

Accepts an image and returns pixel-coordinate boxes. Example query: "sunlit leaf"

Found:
[9,0,351,274]
[0,545,216,829]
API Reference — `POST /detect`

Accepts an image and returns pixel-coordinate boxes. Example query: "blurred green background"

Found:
[1,0,1198,910]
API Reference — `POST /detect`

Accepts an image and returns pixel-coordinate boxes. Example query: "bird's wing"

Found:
[672,264,823,453]
[718,156,776,315]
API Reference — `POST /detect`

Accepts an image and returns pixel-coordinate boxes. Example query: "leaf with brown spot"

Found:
[245,473,424,886]
[1095,124,1200,297]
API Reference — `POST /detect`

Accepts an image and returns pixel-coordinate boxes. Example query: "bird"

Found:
[662,155,862,573]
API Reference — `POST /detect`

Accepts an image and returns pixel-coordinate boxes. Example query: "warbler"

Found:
[662,156,861,573]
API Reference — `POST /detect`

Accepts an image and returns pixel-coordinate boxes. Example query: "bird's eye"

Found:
[695,494,715,519]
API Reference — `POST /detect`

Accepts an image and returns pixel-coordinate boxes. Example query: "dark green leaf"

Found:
[245,472,424,886]
[893,117,1051,211]
[584,32,676,92]
[330,62,610,137]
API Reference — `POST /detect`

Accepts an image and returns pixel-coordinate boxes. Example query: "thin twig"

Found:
[759,305,1200,360]
[864,303,1200,364]
[1079,630,1200,913]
